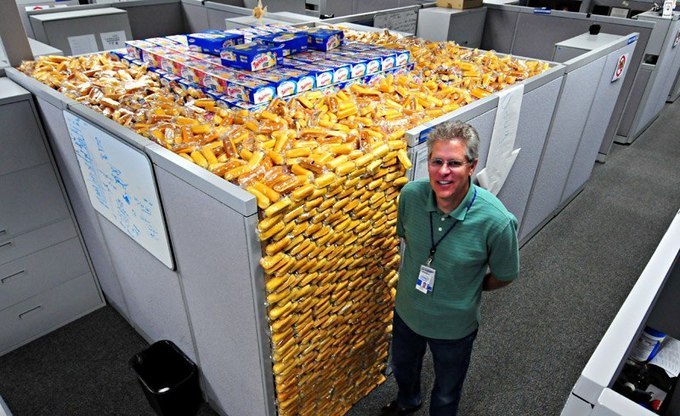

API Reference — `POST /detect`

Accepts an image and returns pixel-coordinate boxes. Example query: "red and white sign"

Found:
[612,53,628,83]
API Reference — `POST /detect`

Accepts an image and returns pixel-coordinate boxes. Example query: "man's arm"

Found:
[482,272,513,291]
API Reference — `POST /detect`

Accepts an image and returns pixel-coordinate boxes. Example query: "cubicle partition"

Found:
[30,8,133,56]
[204,1,253,30]
[521,33,638,244]
[480,4,655,161]
[670,70,680,103]
[316,4,424,35]
[617,11,680,144]
[24,0,185,40]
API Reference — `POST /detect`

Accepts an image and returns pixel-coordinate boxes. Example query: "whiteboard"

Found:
[374,8,419,35]
[63,110,175,269]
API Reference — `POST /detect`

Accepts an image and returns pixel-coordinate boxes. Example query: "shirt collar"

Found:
[426,181,476,221]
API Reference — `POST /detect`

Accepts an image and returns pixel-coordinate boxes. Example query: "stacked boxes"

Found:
[123,28,412,107]
[306,27,344,51]
[220,43,284,71]
[256,32,308,56]
[187,30,245,55]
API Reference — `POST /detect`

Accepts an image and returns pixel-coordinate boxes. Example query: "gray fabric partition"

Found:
[96,218,195,359]
[563,39,637,201]
[5,69,130,321]
[117,0,186,39]
[153,162,275,416]
[628,15,680,140]
[34,96,129,319]
[24,0,187,42]
[182,0,211,33]
[497,77,562,238]
[521,60,606,241]
[205,2,253,29]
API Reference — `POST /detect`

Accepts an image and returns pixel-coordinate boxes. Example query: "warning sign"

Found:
[612,53,628,83]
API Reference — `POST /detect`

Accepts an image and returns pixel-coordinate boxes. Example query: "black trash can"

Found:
[130,340,203,416]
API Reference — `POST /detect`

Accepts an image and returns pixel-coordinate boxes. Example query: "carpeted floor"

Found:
[1,100,678,416]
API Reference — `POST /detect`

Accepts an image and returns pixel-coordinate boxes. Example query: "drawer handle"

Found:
[0,229,6,236]
[1,270,26,284]
[0,240,13,249]
[18,305,42,319]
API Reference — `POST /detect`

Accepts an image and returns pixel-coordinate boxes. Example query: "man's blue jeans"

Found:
[391,311,477,416]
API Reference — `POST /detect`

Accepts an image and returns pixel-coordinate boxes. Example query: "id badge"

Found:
[415,264,436,294]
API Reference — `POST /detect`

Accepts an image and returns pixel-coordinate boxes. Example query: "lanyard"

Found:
[427,188,477,266]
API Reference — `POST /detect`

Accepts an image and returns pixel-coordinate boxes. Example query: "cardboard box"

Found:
[306,28,344,51]
[283,60,334,88]
[256,32,308,57]
[313,60,352,83]
[248,68,299,98]
[187,30,245,56]
[220,42,284,71]
[325,54,368,79]
[436,0,483,9]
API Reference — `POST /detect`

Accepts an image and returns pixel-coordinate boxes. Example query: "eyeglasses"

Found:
[428,158,470,169]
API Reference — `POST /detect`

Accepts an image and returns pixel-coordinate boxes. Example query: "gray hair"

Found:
[426,120,480,162]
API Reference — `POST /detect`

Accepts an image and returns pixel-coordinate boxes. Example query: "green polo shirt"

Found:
[395,179,519,339]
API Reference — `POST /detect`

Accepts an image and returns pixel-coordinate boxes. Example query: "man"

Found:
[381,120,519,416]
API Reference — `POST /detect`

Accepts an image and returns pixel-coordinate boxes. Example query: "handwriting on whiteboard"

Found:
[374,8,419,35]
[64,110,174,269]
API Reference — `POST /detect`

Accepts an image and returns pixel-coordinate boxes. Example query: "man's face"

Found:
[428,139,477,210]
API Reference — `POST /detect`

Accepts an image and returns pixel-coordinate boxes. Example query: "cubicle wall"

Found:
[147,147,275,416]
[316,0,428,18]
[5,72,130,322]
[25,0,185,40]
[480,4,654,160]
[522,34,637,244]
[619,12,680,144]
[670,69,680,103]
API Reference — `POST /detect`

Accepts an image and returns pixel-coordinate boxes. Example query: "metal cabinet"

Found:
[0,78,104,356]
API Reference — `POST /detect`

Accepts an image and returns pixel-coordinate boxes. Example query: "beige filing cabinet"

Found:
[0,78,104,356]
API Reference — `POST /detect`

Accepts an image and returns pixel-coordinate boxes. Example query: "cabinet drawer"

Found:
[0,219,77,266]
[0,163,70,239]
[0,237,90,309]
[0,273,103,356]
[0,99,49,176]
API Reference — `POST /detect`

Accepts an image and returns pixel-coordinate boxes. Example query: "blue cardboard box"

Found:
[324,54,368,79]
[220,42,284,71]
[187,30,245,56]
[247,68,299,98]
[256,32,308,57]
[306,28,344,51]
[224,76,277,104]
[312,60,351,83]
[284,60,334,88]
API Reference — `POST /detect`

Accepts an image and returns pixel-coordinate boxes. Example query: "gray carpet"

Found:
[1,99,679,416]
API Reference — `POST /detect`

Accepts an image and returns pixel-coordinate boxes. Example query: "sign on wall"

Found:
[611,53,628,83]
[63,110,175,269]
